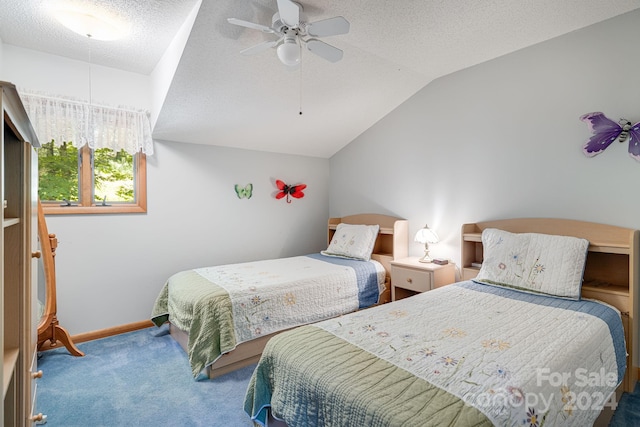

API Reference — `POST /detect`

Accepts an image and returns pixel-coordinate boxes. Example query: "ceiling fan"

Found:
[227,0,350,67]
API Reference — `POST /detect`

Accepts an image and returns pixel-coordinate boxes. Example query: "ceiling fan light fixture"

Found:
[277,36,300,67]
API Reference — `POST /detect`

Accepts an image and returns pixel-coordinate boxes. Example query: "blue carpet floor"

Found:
[38,326,640,426]
[610,381,640,427]
[37,325,254,426]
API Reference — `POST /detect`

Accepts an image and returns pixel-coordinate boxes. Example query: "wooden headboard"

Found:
[460,218,639,393]
[328,214,408,303]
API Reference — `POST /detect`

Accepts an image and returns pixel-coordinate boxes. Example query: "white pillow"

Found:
[474,228,589,300]
[321,223,380,261]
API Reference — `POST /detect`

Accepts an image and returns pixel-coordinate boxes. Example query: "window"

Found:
[19,89,153,215]
[38,141,147,214]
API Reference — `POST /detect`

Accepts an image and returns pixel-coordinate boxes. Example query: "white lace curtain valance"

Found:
[19,90,154,156]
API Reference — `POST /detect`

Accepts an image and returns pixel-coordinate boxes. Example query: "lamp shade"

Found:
[414,225,439,244]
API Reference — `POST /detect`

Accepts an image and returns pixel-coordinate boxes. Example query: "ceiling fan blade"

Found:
[276,0,300,28]
[240,40,279,55]
[227,18,275,34]
[305,39,343,63]
[307,16,350,37]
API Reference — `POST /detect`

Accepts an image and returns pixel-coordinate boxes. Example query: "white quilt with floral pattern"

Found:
[313,281,625,427]
[195,256,372,344]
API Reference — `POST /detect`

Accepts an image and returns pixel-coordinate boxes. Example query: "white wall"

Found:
[48,141,328,335]
[150,0,201,127]
[2,45,329,335]
[2,45,150,109]
[0,36,4,76]
[330,10,640,268]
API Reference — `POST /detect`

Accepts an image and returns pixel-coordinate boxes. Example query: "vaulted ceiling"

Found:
[2,0,639,157]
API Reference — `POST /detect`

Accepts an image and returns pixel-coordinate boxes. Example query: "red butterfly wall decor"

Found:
[275,179,306,203]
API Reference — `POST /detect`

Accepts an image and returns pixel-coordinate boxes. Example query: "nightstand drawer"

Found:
[392,266,432,293]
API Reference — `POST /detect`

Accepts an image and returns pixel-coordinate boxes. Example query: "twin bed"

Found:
[244,218,638,427]
[151,213,409,378]
[152,215,638,427]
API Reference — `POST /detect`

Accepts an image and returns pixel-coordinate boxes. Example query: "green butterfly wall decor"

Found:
[234,183,253,199]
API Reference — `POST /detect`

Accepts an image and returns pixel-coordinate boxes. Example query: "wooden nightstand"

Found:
[390,257,456,301]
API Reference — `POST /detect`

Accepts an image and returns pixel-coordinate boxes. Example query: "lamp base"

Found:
[418,243,433,263]
[418,254,433,263]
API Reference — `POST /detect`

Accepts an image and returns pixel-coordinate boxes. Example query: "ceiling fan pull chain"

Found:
[299,42,303,116]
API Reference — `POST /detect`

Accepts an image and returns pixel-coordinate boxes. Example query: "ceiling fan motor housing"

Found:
[271,11,307,35]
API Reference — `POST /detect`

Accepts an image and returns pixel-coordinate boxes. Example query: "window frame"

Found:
[41,145,147,215]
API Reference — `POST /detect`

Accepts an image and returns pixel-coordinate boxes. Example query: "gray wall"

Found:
[330,10,640,267]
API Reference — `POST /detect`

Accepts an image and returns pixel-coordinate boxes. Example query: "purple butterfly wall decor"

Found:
[580,112,640,161]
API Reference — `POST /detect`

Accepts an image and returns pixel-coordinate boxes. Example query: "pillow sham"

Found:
[321,223,380,261]
[474,228,589,300]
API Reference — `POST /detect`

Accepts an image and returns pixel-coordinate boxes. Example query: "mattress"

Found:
[245,280,625,426]
[151,253,385,377]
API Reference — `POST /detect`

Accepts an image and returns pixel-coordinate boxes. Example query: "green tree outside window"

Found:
[37,141,146,214]
[38,141,80,202]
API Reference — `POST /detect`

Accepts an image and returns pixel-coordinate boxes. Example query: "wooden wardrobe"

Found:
[1,81,41,426]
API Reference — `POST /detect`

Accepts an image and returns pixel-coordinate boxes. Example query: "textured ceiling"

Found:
[2,0,640,158]
[0,0,197,74]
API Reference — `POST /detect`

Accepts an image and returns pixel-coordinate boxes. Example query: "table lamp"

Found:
[414,224,439,263]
